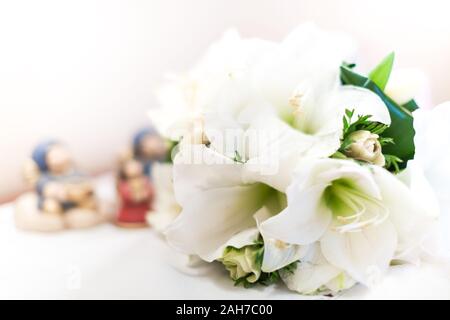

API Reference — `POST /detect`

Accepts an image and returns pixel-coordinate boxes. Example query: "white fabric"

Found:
[0,174,449,299]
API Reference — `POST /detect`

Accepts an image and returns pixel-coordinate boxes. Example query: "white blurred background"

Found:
[1,0,450,200]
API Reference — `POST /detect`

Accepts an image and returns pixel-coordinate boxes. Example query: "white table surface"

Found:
[1,175,449,300]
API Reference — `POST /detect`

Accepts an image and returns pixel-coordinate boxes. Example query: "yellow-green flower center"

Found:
[323,178,388,233]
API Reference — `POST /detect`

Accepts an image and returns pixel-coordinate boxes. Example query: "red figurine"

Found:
[116,159,154,228]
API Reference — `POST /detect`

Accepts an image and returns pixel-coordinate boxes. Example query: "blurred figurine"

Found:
[117,128,167,227]
[132,128,167,179]
[115,127,166,228]
[15,140,109,232]
[116,158,154,227]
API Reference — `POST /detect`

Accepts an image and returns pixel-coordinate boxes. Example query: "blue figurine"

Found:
[15,140,106,232]
[31,140,94,213]
[132,128,167,180]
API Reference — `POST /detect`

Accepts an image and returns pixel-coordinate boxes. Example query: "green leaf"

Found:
[331,151,348,160]
[340,65,415,170]
[368,52,395,90]
[402,99,419,112]
[384,154,403,173]
[340,109,388,150]
[379,137,395,146]
[342,61,356,69]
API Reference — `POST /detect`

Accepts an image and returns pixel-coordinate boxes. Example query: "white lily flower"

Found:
[165,142,309,273]
[164,144,287,262]
[150,29,275,140]
[280,243,356,295]
[247,23,390,158]
[203,24,390,161]
[251,23,356,121]
[371,165,440,265]
[260,158,435,286]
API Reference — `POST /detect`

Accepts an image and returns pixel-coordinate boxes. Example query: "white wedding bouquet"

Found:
[149,24,449,295]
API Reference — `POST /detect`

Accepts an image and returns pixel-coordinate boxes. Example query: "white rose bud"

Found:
[344,130,385,166]
[220,246,261,284]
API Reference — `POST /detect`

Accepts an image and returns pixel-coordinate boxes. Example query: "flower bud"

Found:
[344,130,385,166]
[220,246,261,283]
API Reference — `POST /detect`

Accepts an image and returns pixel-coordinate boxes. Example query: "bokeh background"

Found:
[1,0,450,201]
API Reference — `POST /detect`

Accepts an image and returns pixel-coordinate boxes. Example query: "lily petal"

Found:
[371,165,440,262]
[166,145,270,261]
[320,220,397,286]
[291,158,381,198]
[260,184,332,245]
[254,207,308,272]
[252,23,355,123]
[172,144,243,204]
[260,239,307,273]
[280,243,345,295]
[243,116,320,192]
[333,86,392,126]
[165,183,269,262]
[224,227,260,249]
[325,272,357,293]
